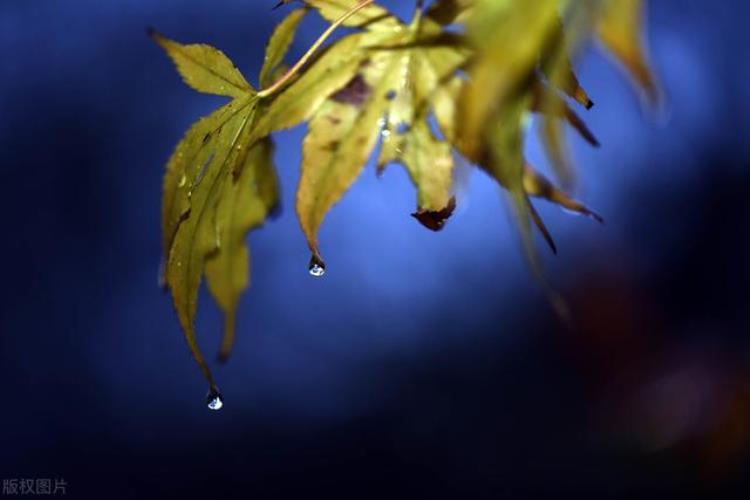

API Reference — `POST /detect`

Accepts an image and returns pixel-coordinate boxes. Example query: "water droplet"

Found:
[206,388,223,411]
[178,174,187,187]
[308,254,326,277]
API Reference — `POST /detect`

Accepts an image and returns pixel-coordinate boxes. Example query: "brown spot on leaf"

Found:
[322,140,340,151]
[411,197,456,231]
[331,74,371,106]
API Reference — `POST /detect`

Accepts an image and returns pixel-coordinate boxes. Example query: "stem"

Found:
[258,0,375,98]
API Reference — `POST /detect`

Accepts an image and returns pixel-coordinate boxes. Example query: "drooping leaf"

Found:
[522,164,603,223]
[165,96,259,390]
[482,93,543,258]
[152,3,317,383]
[297,56,404,263]
[152,36,265,388]
[205,138,279,361]
[458,0,560,160]
[295,7,468,261]
[151,0,663,399]
[539,17,594,110]
[260,8,308,88]
[596,0,658,102]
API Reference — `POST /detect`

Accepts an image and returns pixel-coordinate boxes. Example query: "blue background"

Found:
[1,0,749,497]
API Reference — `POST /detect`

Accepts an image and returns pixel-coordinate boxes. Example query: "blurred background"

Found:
[1,0,749,497]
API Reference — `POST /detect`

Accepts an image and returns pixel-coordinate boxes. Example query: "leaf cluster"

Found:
[151,0,658,399]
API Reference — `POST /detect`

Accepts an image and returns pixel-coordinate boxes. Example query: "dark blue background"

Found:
[1,0,749,497]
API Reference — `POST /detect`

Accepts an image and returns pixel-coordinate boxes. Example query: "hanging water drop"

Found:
[206,387,224,411]
[308,254,326,277]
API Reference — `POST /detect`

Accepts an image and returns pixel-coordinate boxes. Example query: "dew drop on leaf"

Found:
[308,254,326,277]
[206,387,224,411]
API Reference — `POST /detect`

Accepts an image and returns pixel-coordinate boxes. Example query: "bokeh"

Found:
[1,0,748,497]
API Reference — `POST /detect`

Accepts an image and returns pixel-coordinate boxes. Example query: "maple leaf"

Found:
[445,0,656,259]
[596,0,658,103]
[150,0,661,404]
[150,8,311,390]
[151,2,395,392]
[296,1,469,267]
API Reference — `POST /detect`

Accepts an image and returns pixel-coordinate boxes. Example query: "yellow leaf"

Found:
[153,31,280,390]
[459,0,560,159]
[250,32,371,142]
[260,8,308,88]
[425,0,475,25]
[205,138,279,362]
[540,18,594,110]
[161,100,253,267]
[297,52,404,262]
[166,102,259,387]
[296,9,468,259]
[149,30,255,98]
[597,0,658,102]
[523,164,602,223]
[305,0,402,30]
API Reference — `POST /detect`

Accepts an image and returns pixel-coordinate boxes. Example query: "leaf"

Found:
[165,97,259,389]
[304,0,402,30]
[151,0,663,397]
[425,0,475,25]
[295,9,468,260]
[539,17,594,110]
[153,30,279,388]
[249,32,373,143]
[150,30,254,98]
[260,7,308,88]
[482,93,542,259]
[297,55,404,262]
[458,0,560,159]
[523,164,603,223]
[596,0,658,102]
[161,100,253,269]
[205,138,279,361]
[379,119,454,217]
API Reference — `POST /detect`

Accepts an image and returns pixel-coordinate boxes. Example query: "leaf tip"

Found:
[146,26,160,40]
[411,197,457,232]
